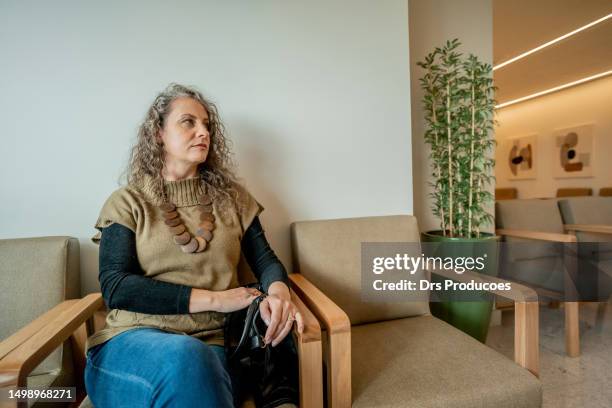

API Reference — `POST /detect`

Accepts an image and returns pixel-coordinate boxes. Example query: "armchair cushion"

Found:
[291,215,429,325]
[351,315,541,408]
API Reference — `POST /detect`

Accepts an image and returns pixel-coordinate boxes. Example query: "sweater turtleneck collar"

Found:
[139,175,206,207]
[163,177,206,207]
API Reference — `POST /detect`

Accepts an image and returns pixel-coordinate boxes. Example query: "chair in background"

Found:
[558,197,612,326]
[496,187,518,200]
[599,187,612,197]
[0,238,324,408]
[496,199,582,356]
[556,188,592,198]
[290,215,541,408]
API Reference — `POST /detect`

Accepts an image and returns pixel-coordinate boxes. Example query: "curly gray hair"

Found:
[126,83,241,210]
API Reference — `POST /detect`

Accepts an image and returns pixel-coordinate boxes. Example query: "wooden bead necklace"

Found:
[160,182,215,254]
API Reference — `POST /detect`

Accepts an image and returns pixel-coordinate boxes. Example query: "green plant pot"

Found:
[421,231,500,343]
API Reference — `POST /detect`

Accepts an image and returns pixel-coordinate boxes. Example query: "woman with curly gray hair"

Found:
[84,83,302,407]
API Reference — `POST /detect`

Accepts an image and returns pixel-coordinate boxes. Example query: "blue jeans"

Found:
[84,328,234,408]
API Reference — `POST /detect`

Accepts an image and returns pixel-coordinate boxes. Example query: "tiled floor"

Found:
[486,302,612,408]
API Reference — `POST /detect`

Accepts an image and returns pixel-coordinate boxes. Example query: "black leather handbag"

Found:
[225,286,299,408]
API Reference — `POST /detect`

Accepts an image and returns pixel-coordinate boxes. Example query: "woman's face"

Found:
[159,97,210,168]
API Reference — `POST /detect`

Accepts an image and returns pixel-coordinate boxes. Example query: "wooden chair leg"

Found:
[69,321,89,398]
[565,301,580,357]
[296,335,323,408]
[514,302,539,377]
[328,331,351,408]
[563,231,581,357]
[290,289,323,408]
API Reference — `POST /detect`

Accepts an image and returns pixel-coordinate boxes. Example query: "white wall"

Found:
[495,75,612,198]
[408,0,494,233]
[0,1,413,295]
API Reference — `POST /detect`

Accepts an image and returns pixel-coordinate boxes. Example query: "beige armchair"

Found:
[0,236,82,405]
[0,237,324,408]
[289,215,541,408]
[558,196,612,327]
[497,197,612,357]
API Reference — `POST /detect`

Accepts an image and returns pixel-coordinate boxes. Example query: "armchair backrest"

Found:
[495,199,565,292]
[558,196,612,224]
[496,198,565,234]
[0,236,80,375]
[290,215,429,326]
[558,196,612,242]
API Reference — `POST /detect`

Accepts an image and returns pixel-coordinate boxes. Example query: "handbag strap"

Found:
[230,294,267,359]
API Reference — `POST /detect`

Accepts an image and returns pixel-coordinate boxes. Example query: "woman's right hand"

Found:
[189,287,262,313]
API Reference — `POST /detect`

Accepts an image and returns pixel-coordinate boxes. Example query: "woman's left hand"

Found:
[259,282,304,346]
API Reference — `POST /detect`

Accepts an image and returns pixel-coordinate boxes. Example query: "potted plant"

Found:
[417,39,499,342]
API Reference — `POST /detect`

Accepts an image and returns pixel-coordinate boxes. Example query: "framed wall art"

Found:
[553,124,594,178]
[504,134,537,180]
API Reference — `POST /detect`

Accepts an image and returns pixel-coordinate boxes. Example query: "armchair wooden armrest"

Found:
[428,267,539,376]
[496,228,577,243]
[564,224,612,235]
[497,227,582,259]
[289,274,350,334]
[0,300,80,362]
[289,273,351,408]
[0,293,103,393]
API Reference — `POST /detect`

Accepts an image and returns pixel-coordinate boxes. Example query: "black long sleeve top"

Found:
[98,216,289,314]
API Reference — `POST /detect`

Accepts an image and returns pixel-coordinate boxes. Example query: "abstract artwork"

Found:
[505,135,537,180]
[553,124,594,178]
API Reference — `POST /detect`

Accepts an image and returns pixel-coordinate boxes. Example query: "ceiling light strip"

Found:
[493,13,612,71]
[496,70,612,109]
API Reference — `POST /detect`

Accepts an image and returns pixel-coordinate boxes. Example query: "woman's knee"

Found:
[160,336,228,382]
[154,336,233,407]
